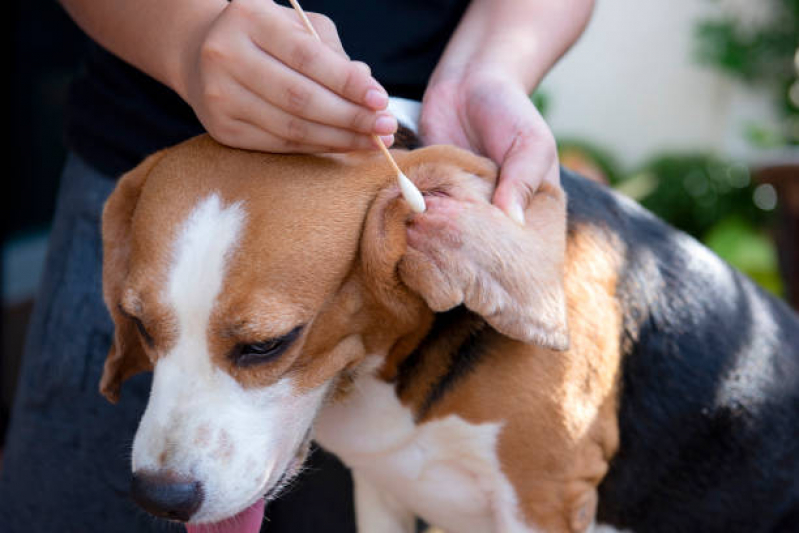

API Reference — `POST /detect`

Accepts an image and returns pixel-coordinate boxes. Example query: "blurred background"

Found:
[3,0,798,449]
[540,0,798,305]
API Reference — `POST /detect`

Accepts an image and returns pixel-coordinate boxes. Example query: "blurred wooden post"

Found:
[756,162,799,310]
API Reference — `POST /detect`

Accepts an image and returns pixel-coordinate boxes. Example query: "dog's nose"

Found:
[130,470,204,522]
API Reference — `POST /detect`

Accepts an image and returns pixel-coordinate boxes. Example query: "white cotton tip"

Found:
[398,172,426,213]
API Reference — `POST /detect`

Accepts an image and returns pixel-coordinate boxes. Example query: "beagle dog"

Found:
[100,127,799,532]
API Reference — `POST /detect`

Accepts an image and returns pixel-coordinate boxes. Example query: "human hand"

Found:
[178,0,397,153]
[420,70,559,225]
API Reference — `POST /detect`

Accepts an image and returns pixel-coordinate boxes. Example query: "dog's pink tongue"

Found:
[186,499,265,533]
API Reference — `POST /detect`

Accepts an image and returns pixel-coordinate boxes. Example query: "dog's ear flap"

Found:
[362,147,569,350]
[100,319,152,404]
[99,152,164,403]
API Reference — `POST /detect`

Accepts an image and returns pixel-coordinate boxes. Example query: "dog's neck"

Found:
[390,306,489,422]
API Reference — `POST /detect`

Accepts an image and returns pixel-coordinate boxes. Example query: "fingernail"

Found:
[508,203,526,226]
[379,134,395,147]
[374,113,398,135]
[365,88,389,110]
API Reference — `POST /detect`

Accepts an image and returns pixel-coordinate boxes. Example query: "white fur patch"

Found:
[131,195,330,523]
[315,360,536,533]
[166,194,245,345]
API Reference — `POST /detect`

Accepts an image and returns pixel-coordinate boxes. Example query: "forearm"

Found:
[431,0,595,90]
[58,0,226,98]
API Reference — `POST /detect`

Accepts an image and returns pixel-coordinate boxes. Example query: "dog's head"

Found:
[101,135,567,530]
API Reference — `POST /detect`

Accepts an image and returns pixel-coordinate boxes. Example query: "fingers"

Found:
[184,0,397,154]
[254,19,386,105]
[421,74,560,226]
[228,40,397,135]
[306,12,346,57]
[208,115,395,154]
[492,149,560,226]
[240,1,390,114]
[418,81,473,149]
[490,120,560,226]
[219,83,393,151]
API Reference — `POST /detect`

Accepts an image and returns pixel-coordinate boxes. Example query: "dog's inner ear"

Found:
[364,146,569,350]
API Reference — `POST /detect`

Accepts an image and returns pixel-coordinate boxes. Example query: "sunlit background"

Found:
[3,0,798,445]
[542,0,798,300]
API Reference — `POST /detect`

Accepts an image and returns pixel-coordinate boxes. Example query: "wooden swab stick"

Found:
[287,0,426,213]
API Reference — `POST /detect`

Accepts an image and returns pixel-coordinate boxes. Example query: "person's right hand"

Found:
[177,0,397,153]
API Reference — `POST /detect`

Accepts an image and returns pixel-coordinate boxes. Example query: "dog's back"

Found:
[562,170,799,532]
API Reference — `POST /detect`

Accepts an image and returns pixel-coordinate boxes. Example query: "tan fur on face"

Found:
[101,136,400,397]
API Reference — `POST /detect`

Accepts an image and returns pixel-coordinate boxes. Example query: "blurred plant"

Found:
[695,0,799,146]
[558,139,622,185]
[627,153,773,237]
[558,142,784,296]
[703,216,784,295]
[627,153,782,296]
[531,88,550,118]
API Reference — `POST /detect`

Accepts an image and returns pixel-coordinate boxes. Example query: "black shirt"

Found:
[65,0,470,178]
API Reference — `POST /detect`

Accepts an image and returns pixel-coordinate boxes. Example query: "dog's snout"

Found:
[130,470,204,522]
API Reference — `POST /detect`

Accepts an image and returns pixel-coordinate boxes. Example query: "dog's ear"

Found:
[362,146,569,350]
[99,152,164,403]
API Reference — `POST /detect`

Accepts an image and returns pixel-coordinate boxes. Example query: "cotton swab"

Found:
[287,0,426,213]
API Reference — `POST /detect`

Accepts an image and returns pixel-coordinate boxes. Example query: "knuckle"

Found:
[349,108,372,132]
[341,64,366,98]
[338,131,359,149]
[519,124,556,157]
[289,40,317,72]
[229,0,257,20]
[280,138,308,152]
[284,117,308,142]
[201,80,227,107]
[199,38,228,66]
[540,127,557,149]
[284,83,311,113]
[207,117,242,144]
[539,132,558,161]
[308,13,336,35]
[352,134,375,150]
[352,60,371,78]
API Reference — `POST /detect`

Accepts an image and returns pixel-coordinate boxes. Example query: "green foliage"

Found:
[703,216,784,295]
[626,153,782,296]
[531,89,550,118]
[631,153,772,238]
[552,3,794,297]
[557,138,623,184]
[557,141,784,297]
[695,0,799,145]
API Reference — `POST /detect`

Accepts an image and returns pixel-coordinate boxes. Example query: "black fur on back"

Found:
[561,169,799,532]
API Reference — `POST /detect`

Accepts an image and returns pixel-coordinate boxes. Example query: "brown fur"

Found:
[100,150,165,402]
[101,134,622,531]
[405,227,622,532]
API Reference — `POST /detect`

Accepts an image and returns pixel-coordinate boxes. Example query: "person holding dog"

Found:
[0,0,594,530]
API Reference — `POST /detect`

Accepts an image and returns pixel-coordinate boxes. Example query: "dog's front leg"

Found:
[353,472,415,533]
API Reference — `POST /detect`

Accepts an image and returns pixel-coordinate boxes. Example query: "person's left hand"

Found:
[420,70,559,226]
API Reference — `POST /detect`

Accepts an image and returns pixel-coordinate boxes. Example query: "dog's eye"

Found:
[118,304,154,347]
[132,317,154,347]
[231,326,303,368]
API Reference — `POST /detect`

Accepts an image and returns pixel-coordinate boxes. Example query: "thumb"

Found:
[491,135,559,226]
